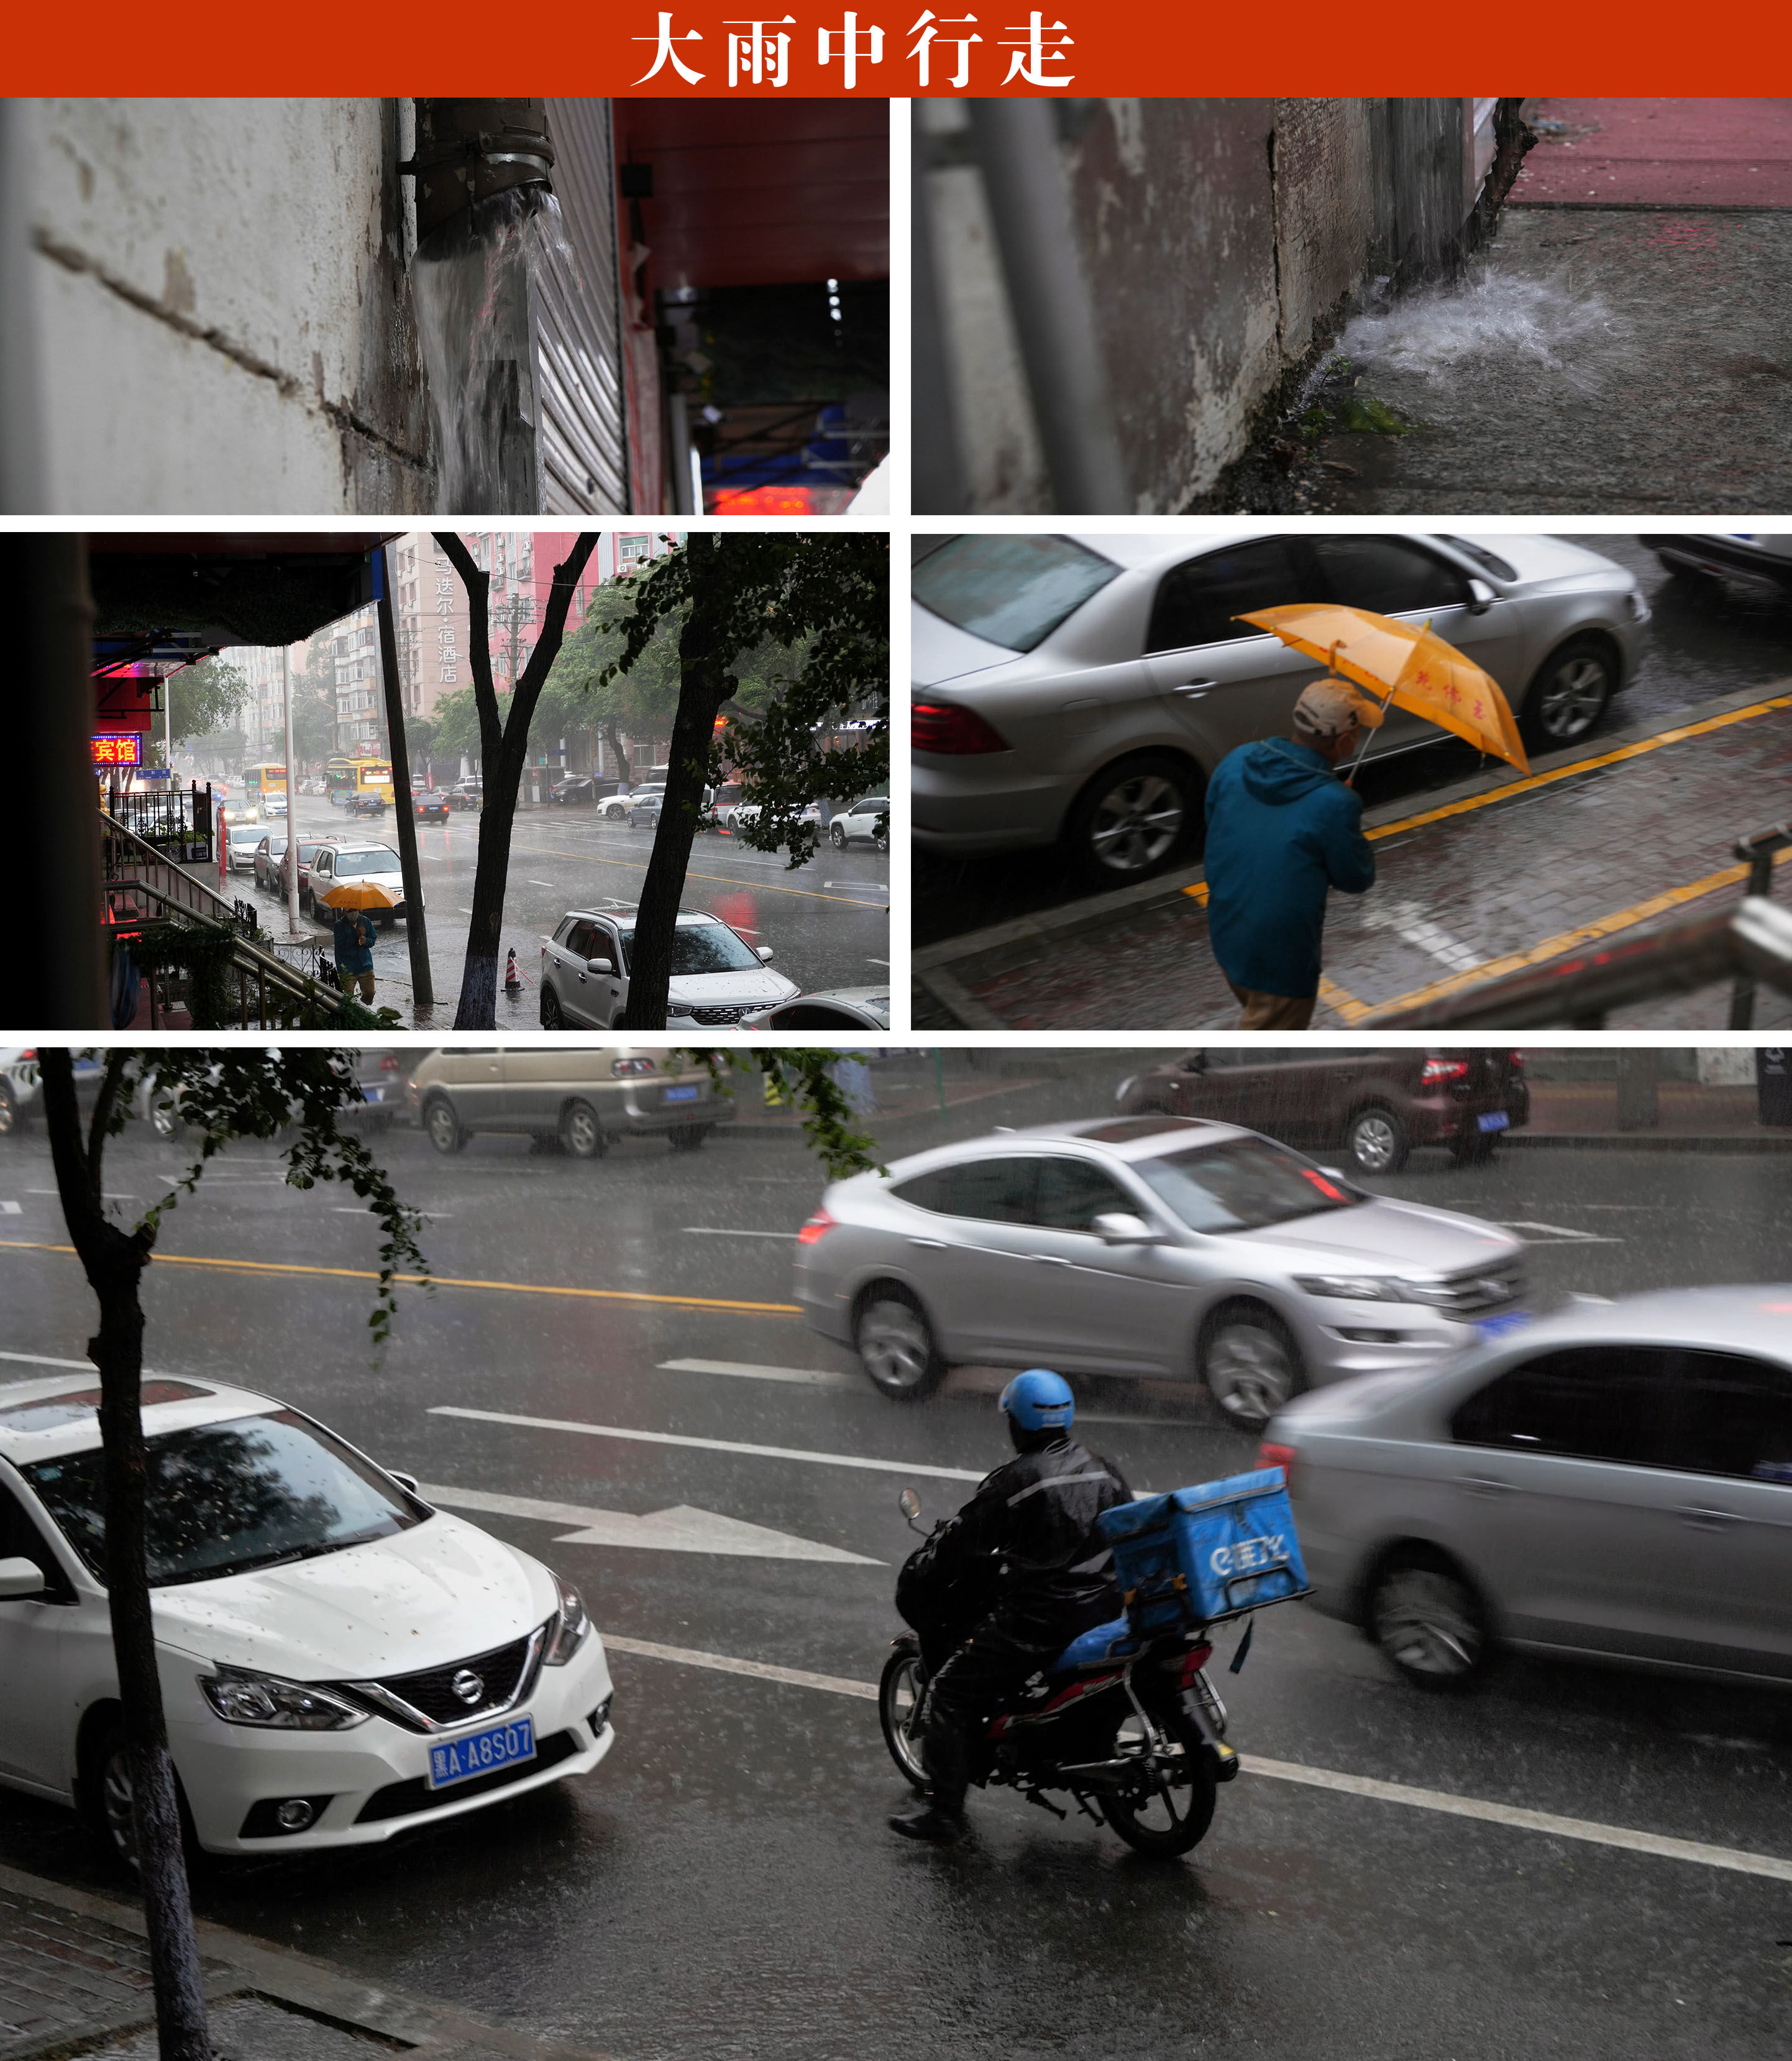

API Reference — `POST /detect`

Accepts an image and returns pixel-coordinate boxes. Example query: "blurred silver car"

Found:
[794,1116,1527,1422]
[1266,1288,1792,1691]
[912,529,1649,884]
[1643,532,1792,599]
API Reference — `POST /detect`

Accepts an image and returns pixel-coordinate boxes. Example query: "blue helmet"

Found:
[1000,1369,1075,1433]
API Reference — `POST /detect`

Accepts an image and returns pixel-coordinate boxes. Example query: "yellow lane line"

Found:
[1338,845,1792,1023]
[0,1241,804,1316]
[1317,975,1368,1017]
[506,841,885,909]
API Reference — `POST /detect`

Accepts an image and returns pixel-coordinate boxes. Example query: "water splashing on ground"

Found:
[410,188,578,513]
[1338,265,1627,394]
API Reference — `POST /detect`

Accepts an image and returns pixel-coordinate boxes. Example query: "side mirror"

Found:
[756,946,775,962]
[388,1471,421,1494]
[586,957,615,976]
[0,1556,47,1600]
[1466,577,1495,615]
[1092,1211,1161,1244]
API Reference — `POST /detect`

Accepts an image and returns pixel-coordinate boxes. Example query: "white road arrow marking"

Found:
[0,1201,19,1215]
[418,1481,880,1564]
[1493,1219,1622,1243]
[660,1357,853,1387]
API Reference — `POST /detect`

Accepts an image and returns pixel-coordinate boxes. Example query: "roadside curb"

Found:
[1507,1132,1792,1152]
[0,1862,615,2061]
[912,677,1792,1027]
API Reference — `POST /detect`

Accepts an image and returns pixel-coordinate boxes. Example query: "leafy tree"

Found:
[534,580,683,784]
[287,643,339,769]
[161,659,250,750]
[38,1048,429,2061]
[35,1042,877,2060]
[436,531,600,1026]
[599,534,889,1028]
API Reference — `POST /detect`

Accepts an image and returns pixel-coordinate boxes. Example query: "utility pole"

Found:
[280,646,303,940]
[375,542,434,1011]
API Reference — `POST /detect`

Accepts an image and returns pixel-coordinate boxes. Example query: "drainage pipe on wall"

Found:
[0,101,47,512]
[967,99,1128,515]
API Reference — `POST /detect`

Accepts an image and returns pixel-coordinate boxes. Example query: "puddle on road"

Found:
[1337,264,1628,395]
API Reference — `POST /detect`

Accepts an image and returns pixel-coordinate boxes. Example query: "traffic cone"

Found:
[504,948,523,995]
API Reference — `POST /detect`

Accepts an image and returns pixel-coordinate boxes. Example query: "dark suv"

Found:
[1114,1049,1529,1173]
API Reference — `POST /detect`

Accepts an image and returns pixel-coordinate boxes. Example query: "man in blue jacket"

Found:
[1202,680,1379,1029]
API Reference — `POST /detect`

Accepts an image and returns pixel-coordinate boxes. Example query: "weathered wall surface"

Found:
[930,97,1474,513]
[27,99,433,513]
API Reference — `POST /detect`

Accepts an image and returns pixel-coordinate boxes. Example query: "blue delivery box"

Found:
[1097,1468,1309,1634]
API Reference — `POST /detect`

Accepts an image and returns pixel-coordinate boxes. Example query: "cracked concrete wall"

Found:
[930,98,1474,513]
[25,99,433,513]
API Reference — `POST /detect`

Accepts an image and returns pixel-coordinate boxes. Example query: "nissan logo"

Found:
[451,1669,485,1706]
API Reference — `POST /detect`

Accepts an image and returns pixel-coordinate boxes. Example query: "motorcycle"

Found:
[879,1488,1240,1858]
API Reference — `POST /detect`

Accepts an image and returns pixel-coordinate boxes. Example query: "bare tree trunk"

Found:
[619,536,732,1030]
[438,533,599,1029]
[602,721,632,788]
[40,1051,214,2061]
[375,543,434,1011]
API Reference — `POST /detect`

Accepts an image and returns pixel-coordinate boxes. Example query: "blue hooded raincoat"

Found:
[1202,738,1376,999]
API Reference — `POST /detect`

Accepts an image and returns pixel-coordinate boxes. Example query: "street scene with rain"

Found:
[912,531,1792,1031]
[1,1045,1789,2060]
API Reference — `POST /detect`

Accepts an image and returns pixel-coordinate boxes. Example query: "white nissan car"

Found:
[0,1373,615,1863]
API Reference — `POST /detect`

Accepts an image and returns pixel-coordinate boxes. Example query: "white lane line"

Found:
[681,1227,799,1239]
[1493,1219,1622,1244]
[603,1638,1792,1883]
[659,1357,854,1389]
[527,880,555,888]
[430,1405,987,1483]
[866,958,890,966]
[420,1482,880,1564]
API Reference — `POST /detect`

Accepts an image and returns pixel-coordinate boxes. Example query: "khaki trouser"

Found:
[1226,980,1315,1031]
[338,967,376,1003]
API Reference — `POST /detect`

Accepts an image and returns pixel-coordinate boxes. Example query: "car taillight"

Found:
[913,700,1010,755]
[1257,1441,1297,1487]
[797,1209,836,1246]
[1420,1059,1471,1083]
[611,1057,657,1077]
[1509,1052,1525,1073]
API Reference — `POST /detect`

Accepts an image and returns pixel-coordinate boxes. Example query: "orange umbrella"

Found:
[1237,602,1530,776]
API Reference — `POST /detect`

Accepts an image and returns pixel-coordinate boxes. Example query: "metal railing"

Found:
[101,780,216,864]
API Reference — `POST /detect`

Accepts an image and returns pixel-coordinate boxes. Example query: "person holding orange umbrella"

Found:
[1202,678,1383,1030]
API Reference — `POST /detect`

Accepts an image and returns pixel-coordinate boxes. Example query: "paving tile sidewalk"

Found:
[919,689,1792,1032]
[0,1866,611,2061]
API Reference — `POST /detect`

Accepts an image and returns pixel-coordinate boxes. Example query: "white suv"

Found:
[0,1372,615,1862]
[540,906,797,1029]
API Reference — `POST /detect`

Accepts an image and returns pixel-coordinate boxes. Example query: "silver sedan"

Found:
[793,1115,1529,1425]
[1265,1288,1792,1691]
[912,528,1650,885]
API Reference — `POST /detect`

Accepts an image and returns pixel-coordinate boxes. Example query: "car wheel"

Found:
[1064,751,1200,886]
[0,1083,17,1136]
[423,1097,465,1154]
[540,984,565,1030]
[1520,635,1616,750]
[85,1720,141,1871]
[853,1284,948,1400]
[830,822,847,848]
[667,1126,710,1152]
[559,1099,606,1160]
[1345,1105,1410,1175]
[1199,1301,1305,1429]
[1369,1551,1492,1691]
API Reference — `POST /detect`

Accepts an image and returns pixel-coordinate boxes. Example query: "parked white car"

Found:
[0,1372,615,1862]
[829,795,889,851]
[540,906,798,1029]
[596,784,667,820]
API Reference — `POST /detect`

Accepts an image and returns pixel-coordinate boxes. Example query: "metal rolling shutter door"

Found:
[538,99,629,513]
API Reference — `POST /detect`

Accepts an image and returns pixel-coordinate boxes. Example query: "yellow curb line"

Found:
[0,1241,803,1316]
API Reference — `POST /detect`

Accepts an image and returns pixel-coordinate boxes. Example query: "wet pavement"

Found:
[912,536,1792,955]
[2,1079,1791,2059]
[1312,204,1792,514]
[918,684,1792,1031]
[247,797,890,1027]
[1511,98,1792,209]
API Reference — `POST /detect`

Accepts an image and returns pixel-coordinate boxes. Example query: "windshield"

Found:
[912,535,1121,653]
[335,849,401,874]
[621,921,762,976]
[1132,1137,1363,1234]
[22,1409,423,1587]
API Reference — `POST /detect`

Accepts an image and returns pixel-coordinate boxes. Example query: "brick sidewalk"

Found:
[921,690,1792,1032]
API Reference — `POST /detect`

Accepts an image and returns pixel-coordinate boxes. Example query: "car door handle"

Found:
[1675,1506,1744,1530]
[1173,679,1221,697]
[908,1237,948,1251]
[1452,1475,1520,1496]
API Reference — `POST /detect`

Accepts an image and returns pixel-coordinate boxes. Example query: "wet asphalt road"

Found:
[2,1062,1791,2059]
[912,535,1792,948]
[243,797,890,1024]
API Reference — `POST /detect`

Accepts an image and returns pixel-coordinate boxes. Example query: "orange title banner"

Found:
[6,4,1786,94]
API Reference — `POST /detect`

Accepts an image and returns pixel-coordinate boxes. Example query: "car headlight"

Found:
[199,1666,370,1730]
[544,1574,591,1666]
[1294,1274,1399,1301]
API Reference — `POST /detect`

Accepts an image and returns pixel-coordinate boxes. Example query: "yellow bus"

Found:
[241,762,289,813]
[326,756,394,810]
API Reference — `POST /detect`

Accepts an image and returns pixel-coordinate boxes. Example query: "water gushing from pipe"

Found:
[1338,265,1627,395]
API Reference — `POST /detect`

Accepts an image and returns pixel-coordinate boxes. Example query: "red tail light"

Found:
[1509,1052,1525,1073]
[1256,1441,1297,1486]
[913,700,1010,755]
[797,1209,836,1246]
[1176,1643,1215,1687]
[1420,1058,1471,1083]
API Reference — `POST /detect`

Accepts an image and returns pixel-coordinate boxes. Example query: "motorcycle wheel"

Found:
[1102,1707,1217,1859]
[879,1638,930,1792]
